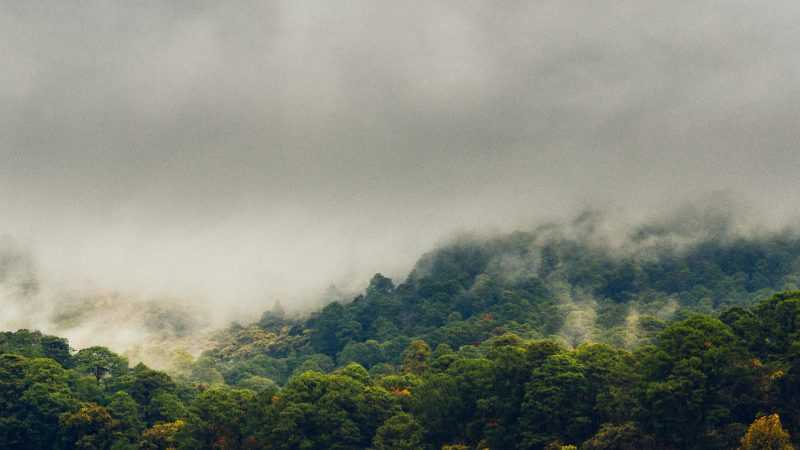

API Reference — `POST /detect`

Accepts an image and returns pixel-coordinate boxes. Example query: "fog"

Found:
[2,1,800,352]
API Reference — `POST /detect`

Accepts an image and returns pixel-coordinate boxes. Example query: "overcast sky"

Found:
[2,0,800,310]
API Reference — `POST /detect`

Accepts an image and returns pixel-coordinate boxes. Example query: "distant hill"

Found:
[195,213,800,386]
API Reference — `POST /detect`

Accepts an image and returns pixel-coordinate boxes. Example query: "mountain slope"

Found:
[196,215,800,386]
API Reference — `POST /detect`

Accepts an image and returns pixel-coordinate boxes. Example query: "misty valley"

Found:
[4,215,800,449]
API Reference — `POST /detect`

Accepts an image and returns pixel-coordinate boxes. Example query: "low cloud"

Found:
[2,1,800,347]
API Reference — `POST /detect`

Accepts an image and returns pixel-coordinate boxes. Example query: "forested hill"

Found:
[5,219,800,448]
[195,216,800,387]
[3,293,800,449]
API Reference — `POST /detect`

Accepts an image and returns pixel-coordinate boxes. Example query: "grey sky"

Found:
[2,0,800,311]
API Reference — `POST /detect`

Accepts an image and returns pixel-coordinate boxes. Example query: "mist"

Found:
[2,1,800,356]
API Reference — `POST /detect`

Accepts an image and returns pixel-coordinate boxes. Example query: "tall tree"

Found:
[739,414,794,450]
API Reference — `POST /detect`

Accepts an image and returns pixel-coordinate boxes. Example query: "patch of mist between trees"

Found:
[0,233,366,371]
[526,280,679,349]
[554,284,599,348]
[451,196,773,347]
[0,229,366,372]
[0,239,215,369]
[479,237,685,348]
[620,298,678,348]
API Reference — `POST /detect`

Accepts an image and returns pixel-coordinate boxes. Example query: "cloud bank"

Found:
[2,1,800,328]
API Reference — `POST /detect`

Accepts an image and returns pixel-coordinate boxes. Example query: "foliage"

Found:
[2,291,800,449]
[372,413,423,450]
[739,414,794,450]
[73,347,128,383]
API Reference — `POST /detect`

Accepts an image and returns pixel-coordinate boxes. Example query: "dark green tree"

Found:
[372,413,423,450]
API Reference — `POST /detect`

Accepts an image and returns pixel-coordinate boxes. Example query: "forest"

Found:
[4,218,800,449]
[5,0,800,447]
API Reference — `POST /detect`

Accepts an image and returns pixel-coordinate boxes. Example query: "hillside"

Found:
[3,291,800,449]
[192,215,800,386]
[5,218,800,449]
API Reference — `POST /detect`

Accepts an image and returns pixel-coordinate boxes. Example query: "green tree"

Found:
[310,302,361,356]
[0,354,28,448]
[263,370,397,449]
[581,422,657,450]
[178,386,254,450]
[16,358,79,449]
[146,391,186,425]
[373,413,424,450]
[40,335,73,368]
[19,382,79,449]
[126,364,177,409]
[73,347,128,383]
[237,375,277,392]
[639,315,758,448]
[107,392,144,446]
[337,340,384,368]
[414,357,492,447]
[520,353,592,448]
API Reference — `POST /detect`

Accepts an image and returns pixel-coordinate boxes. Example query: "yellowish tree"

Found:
[139,419,185,450]
[402,340,431,374]
[739,414,794,450]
